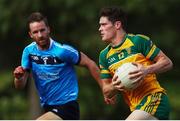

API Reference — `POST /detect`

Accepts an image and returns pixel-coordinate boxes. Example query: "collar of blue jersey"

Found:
[36,38,54,51]
[49,38,53,49]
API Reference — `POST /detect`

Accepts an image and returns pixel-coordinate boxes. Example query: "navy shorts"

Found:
[43,100,80,120]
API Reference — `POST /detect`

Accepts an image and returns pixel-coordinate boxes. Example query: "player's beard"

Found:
[37,36,50,49]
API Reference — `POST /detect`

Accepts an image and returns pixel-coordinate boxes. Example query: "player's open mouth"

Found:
[100,33,104,37]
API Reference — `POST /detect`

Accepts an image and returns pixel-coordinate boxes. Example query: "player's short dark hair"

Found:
[27,12,49,29]
[100,6,127,30]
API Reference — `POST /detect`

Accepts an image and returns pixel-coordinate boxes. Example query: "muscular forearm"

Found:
[79,52,103,88]
[146,56,173,74]
[87,60,102,88]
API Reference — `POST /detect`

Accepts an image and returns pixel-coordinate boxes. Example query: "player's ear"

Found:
[47,26,50,34]
[114,21,121,30]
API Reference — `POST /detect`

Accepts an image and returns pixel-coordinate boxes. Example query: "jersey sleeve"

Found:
[99,51,112,79]
[21,47,31,70]
[60,44,81,65]
[136,35,160,61]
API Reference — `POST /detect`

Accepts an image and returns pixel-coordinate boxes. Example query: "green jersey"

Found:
[99,34,165,111]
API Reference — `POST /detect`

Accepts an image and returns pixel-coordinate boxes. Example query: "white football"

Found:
[114,62,139,90]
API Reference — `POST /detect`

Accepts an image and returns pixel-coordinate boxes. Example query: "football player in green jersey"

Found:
[98,6,173,120]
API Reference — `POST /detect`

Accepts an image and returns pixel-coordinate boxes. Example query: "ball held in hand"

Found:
[115,62,139,90]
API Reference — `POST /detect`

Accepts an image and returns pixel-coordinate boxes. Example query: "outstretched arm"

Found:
[13,66,29,89]
[78,52,102,88]
[78,52,118,104]
[101,78,118,104]
[101,78,118,98]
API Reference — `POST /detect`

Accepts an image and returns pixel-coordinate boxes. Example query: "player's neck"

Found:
[39,45,50,50]
[111,30,126,47]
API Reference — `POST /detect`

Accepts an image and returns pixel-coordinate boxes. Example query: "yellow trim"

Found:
[140,94,152,111]
[137,34,150,40]
[106,48,115,58]
[145,93,157,113]
[140,93,162,115]
[119,38,134,50]
[108,54,139,73]
[106,38,134,58]
[151,93,162,115]
[101,70,110,74]
[146,45,156,59]
[128,33,135,36]
[99,65,103,69]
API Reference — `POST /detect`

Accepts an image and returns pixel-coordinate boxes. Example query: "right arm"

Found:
[78,52,117,104]
[102,78,119,104]
[78,52,102,88]
[13,66,29,89]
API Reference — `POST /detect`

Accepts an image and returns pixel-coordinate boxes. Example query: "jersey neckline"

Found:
[111,34,127,49]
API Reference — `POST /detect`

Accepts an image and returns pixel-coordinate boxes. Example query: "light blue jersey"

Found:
[21,39,80,106]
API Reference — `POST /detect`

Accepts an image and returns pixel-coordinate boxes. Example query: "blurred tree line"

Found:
[0,0,179,119]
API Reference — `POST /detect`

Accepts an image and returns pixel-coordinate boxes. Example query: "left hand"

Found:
[112,75,125,92]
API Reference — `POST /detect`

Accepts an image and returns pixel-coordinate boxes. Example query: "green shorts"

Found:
[135,92,170,120]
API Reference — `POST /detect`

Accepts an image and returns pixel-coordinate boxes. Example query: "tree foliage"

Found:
[0,0,179,119]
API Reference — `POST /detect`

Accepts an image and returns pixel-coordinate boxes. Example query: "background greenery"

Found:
[0,0,179,119]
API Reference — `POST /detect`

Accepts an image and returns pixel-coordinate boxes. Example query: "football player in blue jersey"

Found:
[13,12,102,120]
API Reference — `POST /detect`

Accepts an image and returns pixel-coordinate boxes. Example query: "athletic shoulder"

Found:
[23,41,36,51]
[127,33,150,41]
[53,40,80,63]
[99,44,111,58]
[136,34,150,40]
[127,33,151,45]
[53,40,78,52]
